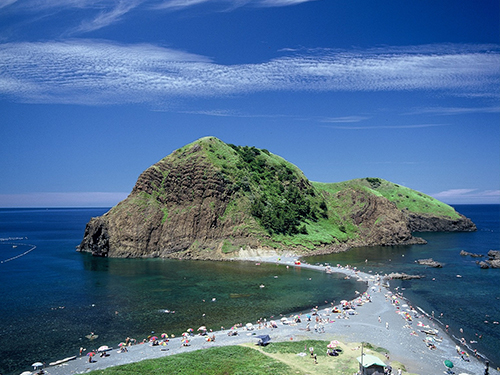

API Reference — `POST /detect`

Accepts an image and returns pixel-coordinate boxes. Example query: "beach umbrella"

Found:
[198,326,206,331]
[86,352,96,357]
[182,332,189,337]
[444,360,454,369]
[161,333,168,338]
[327,340,339,348]
[98,345,111,352]
[150,336,158,341]
[187,328,193,333]
[31,362,43,370]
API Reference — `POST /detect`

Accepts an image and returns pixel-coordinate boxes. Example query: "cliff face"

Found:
[406,212,476,232]
[337,189,426,246]
[78,137,476,259]
[79,142,257,259]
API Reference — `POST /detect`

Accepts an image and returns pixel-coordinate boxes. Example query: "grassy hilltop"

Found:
[78,137,475,259]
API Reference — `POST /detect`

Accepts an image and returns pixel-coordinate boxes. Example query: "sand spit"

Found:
[35,255,497,375]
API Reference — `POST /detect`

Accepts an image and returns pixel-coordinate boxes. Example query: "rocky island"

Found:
[78,136,476,260]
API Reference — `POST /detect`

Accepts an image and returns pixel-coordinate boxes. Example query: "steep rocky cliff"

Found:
[78,137,475,259]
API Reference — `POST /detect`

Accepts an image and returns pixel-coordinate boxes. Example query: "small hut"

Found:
[357,354,386,375]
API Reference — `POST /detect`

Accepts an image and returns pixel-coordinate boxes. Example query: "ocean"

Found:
[0,205,498,374]
[0,207,363,375]
[304,204,500,370]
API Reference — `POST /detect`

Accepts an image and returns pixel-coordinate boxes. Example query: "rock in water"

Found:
[416,258,443,268]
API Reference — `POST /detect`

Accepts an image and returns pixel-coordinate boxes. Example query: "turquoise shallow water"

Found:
[303,204,500,370]
[0,208,363,375]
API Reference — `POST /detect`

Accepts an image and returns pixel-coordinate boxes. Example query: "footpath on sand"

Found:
[40,256,497,375]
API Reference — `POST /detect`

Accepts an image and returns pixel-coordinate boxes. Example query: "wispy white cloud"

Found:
[322,124,447,130]
[431,189,500,204]
[1,0,317,31]
[406,106,500,116]
[0,41,498,105]
[74,1,144,33]
[258,0,316,6]
[0,0,18,9]
[152,0,315,10]
[153,0,210,10]
[320,116,369,123]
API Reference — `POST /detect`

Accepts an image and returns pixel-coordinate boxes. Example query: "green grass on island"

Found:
[85,340,414,375]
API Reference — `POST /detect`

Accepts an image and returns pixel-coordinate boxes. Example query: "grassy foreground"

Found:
[85,340,410,375]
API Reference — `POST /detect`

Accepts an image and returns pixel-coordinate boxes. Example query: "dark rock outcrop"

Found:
[386,272,423,280]
[416,258,443,268]
[473,250,500,269]
[407,212,476,232]
[479,250,500,269]
[335,188,426,247]
[460,250,484,258]
[479,261,491,269]
[488,250,500,260]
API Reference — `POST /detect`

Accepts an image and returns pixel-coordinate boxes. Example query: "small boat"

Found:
[421,328,439,335]
[49,356,76,366]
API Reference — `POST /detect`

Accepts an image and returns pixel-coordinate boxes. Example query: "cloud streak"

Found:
[2,0,317,32]
[406,106,500,116]
[0,41,498,105]
[74,1,144,33]
[322,124,447,130]
[320,116,369,123]
[431,189,500,204]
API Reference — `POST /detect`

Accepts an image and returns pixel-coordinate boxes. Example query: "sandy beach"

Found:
[37,255,497,375]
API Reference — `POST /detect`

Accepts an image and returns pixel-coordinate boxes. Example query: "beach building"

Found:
[357,353,386,375]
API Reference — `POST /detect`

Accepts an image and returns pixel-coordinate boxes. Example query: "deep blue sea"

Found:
[0,205,498,374]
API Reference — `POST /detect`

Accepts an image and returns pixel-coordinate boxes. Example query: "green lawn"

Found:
[84,340,411,375]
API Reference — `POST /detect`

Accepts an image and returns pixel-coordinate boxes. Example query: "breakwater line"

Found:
[0,242,36,263]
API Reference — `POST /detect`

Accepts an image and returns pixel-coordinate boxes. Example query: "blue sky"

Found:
[0,0,499,207]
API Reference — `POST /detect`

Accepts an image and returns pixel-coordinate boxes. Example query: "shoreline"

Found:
[32,255,497,375]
